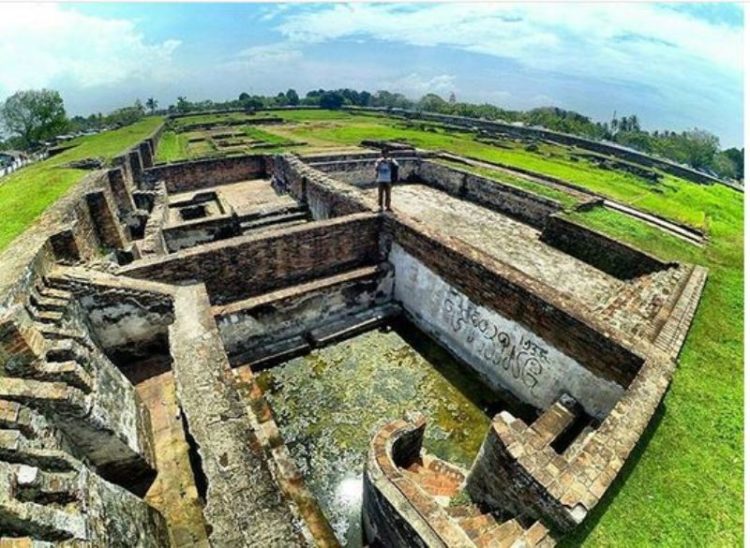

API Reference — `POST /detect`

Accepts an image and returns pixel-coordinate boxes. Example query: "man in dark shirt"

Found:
[374,150,399,211]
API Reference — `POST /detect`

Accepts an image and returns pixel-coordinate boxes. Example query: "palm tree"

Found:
[145,97,158,114]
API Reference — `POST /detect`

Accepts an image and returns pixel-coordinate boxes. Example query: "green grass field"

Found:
[0,117,163,251]
[6,108,734,545]
[251,110,747,545]
[169,111,277,129]
[557,204,742,546]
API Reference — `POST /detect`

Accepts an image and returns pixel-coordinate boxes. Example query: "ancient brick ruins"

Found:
[0,123,706,546]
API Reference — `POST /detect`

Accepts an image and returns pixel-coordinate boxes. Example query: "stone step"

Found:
[229,336,311,370]
[35,285,73,302]
[37,325,94,352]
[27,307,64,325]
[446,504,483,520]
[213,265,382,317]
[458,513,498,541]
[34,360,92,393]
[308,304,401,347]
[29,291,69,313]
[491,519,526,547]
[239,211,308,232]
[237,204,307,222]
[45,339,91,371]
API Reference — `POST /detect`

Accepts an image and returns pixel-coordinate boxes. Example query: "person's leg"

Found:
[378,183,385,210]
[385,183,392,211]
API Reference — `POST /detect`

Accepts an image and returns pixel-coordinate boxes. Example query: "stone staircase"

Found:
[402,454,552,547]
[238,204,309,235]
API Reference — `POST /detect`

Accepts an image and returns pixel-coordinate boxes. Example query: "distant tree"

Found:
[239,92,250,102]
[176,96,191,114]
[0,89,68,148]
[372,90,412,109]
[448,92,457,104]
[358,90,372,107]
[680,129,720,170]
[723,147,744,180]
[417,93,447,113]
[275,92,288,106]
[146,97,158,114]
[285,89,300,106]
[319,91,345,109]
[105,100,146,128]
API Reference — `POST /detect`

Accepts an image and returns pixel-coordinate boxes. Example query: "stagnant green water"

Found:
[257,321,536,546]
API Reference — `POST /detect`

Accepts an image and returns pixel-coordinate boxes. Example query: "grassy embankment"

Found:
[0,117,163,251]
[153,109,742,545]
[269,110,744,546]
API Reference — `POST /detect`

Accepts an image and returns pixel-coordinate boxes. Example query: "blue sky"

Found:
[0,2,744,147]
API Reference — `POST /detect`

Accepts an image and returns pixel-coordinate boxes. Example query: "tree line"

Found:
[1,87,743,181]
[0,90,159,151]
[164,88,744,181]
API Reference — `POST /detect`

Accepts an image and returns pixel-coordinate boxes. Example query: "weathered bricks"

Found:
[121,213,382,304]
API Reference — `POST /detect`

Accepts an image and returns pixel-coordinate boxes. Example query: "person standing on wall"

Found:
[375,150,399,211]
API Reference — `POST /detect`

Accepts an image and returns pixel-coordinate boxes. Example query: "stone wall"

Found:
[143,155,267,193]
[162,214,240,253]
[271,154,374,219]
[418,161,562,228]
[120,213,382,305]
[384,215,644,388]
[169,283,306,545]
[390,244,624,419]
[540,215,673,279]
[215,265,392,363]
[306,156,422,187]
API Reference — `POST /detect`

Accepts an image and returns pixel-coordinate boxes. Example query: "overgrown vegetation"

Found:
[0,117,163,250]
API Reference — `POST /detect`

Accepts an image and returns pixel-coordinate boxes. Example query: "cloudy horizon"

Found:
[0,2,744,147]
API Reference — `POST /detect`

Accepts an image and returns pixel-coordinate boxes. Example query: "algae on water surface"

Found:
[257,322,534,546]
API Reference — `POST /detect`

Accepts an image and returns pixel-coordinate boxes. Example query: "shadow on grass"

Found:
[556,401,666,547]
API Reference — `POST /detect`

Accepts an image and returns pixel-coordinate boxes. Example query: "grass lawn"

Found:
[558,204,742,546]
[155,131,189,163]
[273,110,744,545]
[150,109,743,544]
[0,116,163,251]
[241,126,296,146]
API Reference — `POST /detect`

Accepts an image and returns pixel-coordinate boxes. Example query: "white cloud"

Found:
[275,3,743,87]
[0,3,180,95]
[233,43,304,67]
[383,73,456,97]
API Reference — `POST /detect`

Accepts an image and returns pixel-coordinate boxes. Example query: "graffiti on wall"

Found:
[442,288,546,391]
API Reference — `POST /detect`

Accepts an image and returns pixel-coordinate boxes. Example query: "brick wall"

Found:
[418,161,561,228]
[384,215,643,386]
[121,213,382,305]
[308,157,422,187]
[540,215,672,279]
[272,154,374,220]
[143,155,267,193]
